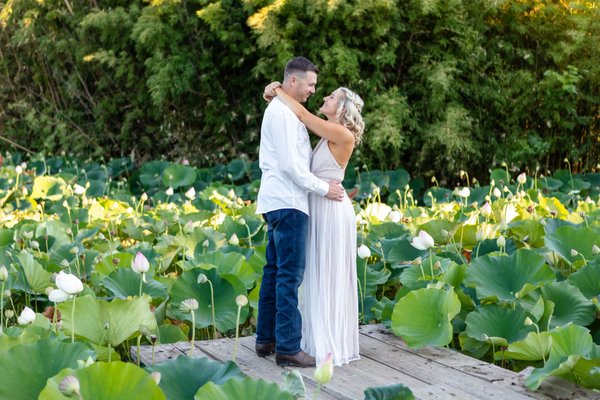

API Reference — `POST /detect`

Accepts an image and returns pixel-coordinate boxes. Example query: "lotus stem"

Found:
[357,278,365,324]
[70,296,76,343]
[363,258,368,322]
[53,302,58,336]
[429,249,434,279]
[208,280,216,339]
[189,310,196,356]
[138,274,144,297]
[136,335,142,366]
[0,281,4,335]
[232,305,242,361]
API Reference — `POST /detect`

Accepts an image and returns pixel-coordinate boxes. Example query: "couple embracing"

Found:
[255,56,365,368]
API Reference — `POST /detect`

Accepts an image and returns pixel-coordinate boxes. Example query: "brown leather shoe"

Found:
[276,350,316,367]
[255,342,276,357]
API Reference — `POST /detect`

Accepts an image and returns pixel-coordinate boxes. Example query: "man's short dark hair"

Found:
[284,56,319,80]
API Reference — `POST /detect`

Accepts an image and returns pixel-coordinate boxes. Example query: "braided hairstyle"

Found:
[334,87,365,144]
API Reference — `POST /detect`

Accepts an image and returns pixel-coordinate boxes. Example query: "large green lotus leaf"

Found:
[0,329,42,353]
[168,268,248,332]
[195,251,258,289]
[226,158,250,182]
[147,356,244,400]
[101,268,168,299]
[39,361,165,400]
[94,252,135,280]
[162,164,197,189]
[139,160,171,189]
[453,224,480,249]
[17,251,54,293]
[157,324,188,344]
[0,229,14,246]
[422,187,454,206]
[387,239,425,264]
[31,176,67,201]
[494,331,552,361]
[540,281,595,327]
[538,195,569,219]
[525,324,600,390]
[218,215,262,242]
[59,295,157,347]
[194,377,293,400]
[391,287,460,349]
[508,219,546,248]
[544,225,600,265]
[458,331,491,359]
[465,304,534,346]
[567,260,600,299]
[419,220,460,245]
[0,339,94,400]
[366,222,410,242]
[440,263,466,288]
[364,383,415,400]
[464,249,555,302]
[490,168,511,187]
[399,265,434,290]
[357,262,392,297]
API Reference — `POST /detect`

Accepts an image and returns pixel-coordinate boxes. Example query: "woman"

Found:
[264,82,365,366]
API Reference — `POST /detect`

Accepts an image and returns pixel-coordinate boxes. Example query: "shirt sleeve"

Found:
[272,110,330,197]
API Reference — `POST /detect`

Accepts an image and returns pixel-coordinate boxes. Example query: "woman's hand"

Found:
[263,81,282,102]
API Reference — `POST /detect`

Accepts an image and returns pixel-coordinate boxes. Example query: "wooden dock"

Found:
[136,324,600,399]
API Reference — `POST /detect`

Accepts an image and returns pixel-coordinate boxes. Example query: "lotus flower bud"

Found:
[517,173,527,184]
[165,187,174,196]
[197,273,208,284]
[412,257,422,266]
[150,371,161,385]
[480,202,492,217]
[236,295,248,307]
[592,245,600,255]
[229,233,240,246]
[457,187,470,198]
[30,240,39,250]
[73,184,86,195]
[524,317,534,326]
[131,252,150,274]
[15,165,22,174]
[497,235,506,248]
[238,218,246,225]
[411,230,435,250]
[571,249,579,257]
[58,375,81,397]
[314,353,334,385]
[49,289,70,303]
[5,310,14,319]
[140,192,148,202]
[493,187,501,198]
[184,187,196,200]
[357,245,371,259]
[0,265,7,282]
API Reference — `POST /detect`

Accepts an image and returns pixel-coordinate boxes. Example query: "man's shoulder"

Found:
[265,97,297,118]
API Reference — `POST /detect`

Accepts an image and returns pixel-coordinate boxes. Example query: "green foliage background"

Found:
[0,0,598,182]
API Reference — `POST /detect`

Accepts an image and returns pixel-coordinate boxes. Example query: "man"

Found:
[255,56,344,367]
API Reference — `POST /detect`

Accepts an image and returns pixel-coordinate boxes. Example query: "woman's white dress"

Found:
[300,138,360,367]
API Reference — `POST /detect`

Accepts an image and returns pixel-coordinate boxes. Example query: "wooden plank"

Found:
[136,343,185,366]
[361,325,600,399]
[193,336,341,400]
[358,333,538,399]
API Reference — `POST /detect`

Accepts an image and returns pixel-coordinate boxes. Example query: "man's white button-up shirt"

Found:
[256,97,329,216]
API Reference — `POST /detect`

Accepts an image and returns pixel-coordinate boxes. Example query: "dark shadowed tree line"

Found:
[0,0,598,183]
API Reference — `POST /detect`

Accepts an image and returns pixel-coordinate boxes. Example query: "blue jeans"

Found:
[256,208,308,355]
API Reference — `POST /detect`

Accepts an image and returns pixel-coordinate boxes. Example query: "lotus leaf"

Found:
[162,164,197,189]
[139,160,171,189]
[31,176,67,201]
[157,324,187,344]
[464,249,555,302]
[465,304,534,346]
[59,295,157,347]
[17,251,54,293]
[101,268,168,299]
[567,260,600,299]
[357,262,391,298]
[540,281,595,327]
[391,287,460,348]
[544,225,600,265]
[490,168,510,187]
[226,158,250,182]
[538,195,569,219]
[147,356,244,400]
[364,383,415,400]
[525,324,600,390]
[39,361,165,400]
[194,376,293,400]
[0,339,94,400]
[168,268,248,332]
[494,330,552,361]
[508,219,546,248]
[195,251,258,289]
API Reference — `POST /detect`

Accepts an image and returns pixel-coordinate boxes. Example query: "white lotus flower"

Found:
[17,306,35,325]
[480,202,492,217]
[140,192,148,202]
[457,187,470,198]
[165,187,174,196]
[184,187,196,200]
[357,245,371,259]
[388,210,402,223]
[570,249,579,257]
[314,353,334,385]
[55,271,83,295]
[592,245,600,255]
[411,230,435,250]
[0,265,7,281]
[493,187,502,198]
[229,233,240,245]
[15,165,23,175]
[73,184,86,195]
[58,376,81,397]
[517,172,527,184]
[48,289,70,303]
[131,252,150,274]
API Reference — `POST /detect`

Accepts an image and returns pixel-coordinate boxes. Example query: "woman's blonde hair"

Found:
[335,87,365,144]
